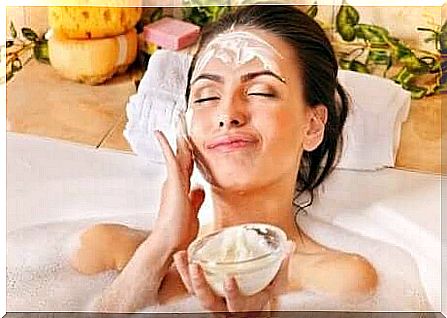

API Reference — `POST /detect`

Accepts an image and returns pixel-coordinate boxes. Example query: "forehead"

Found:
[192,28,300,84]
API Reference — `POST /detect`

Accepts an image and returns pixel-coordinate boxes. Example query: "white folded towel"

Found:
[337,70,411,170]
[123,49,193,163]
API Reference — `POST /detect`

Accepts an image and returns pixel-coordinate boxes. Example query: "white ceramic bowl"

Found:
[187,223,287,297]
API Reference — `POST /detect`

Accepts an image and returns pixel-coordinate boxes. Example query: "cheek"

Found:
[255,107,304,153]
[188,108,214,146]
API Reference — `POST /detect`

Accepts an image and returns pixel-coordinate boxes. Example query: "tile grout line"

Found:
[96,113,125,149]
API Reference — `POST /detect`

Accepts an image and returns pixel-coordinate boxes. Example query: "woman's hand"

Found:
[153,130,206,252]
[173,240,296,313]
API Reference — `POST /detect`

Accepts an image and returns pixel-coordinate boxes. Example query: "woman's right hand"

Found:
[152,130,206,252]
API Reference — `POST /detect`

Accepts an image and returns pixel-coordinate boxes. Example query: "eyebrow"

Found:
[190,70,286,86]
[241,71,286,84]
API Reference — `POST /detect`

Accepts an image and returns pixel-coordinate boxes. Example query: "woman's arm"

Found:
[70,223,148,275]
[92,131,205,312]
[92,227,177,312]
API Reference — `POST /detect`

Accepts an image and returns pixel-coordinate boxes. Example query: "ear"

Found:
[302,105,327,152]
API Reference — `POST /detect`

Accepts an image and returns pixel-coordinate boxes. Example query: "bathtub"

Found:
[306,168,442,311]
[6,132,442,311]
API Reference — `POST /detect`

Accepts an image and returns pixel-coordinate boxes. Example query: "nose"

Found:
[217,94,248,129]
[218,116,244,128]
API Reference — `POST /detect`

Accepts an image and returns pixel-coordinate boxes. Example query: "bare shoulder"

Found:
[297,250,378,300]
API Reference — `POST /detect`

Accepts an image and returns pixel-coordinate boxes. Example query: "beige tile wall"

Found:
[6,6,49,37]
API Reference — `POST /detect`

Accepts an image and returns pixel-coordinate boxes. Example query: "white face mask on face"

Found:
[191,30,286,83]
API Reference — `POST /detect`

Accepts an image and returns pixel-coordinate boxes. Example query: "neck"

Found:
[210,175,299,239]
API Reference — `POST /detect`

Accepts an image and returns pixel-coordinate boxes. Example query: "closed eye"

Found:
[193,96,220,104]
[248,93,276,98]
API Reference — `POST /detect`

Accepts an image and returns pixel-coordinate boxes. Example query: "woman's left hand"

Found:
[173,240,296,313]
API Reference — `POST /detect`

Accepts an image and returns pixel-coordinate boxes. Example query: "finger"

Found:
[224,277,244,312]
[189,188,205,215]
[224,276,270,312]
[154,130,177,171]
[270,240,296,294]
[223,276,240,301]
[189,263,226,311]
[173,251,194,294]
[176,114,194,178]
[176,135,193,179]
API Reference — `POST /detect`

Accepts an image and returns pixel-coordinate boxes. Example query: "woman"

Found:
[71,5,378,313]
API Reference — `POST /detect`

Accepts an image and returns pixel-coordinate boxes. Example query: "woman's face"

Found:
[187,28,314,191]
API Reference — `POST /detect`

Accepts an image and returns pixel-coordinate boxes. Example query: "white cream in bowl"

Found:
[187,223,288,297]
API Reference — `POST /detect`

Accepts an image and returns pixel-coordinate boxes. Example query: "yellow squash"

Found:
[49,2,142,39]
[49,28,138,85]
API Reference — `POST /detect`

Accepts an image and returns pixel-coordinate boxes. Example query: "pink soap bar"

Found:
[144,17,201,51]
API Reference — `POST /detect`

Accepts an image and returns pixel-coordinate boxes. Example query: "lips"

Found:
[206,133,259,152]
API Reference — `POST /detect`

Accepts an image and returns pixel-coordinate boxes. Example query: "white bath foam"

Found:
[6,214,150,312]
[6,212,430,312]
[294,213,431,311]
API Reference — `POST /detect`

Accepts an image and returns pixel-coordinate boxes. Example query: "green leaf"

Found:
[350,60,369,73]
[306,4,318,19]
[367,49,390,65]
[182,5,229,26]
[10,21,17,39]
[344,4,359,25]
[366,48,392,76]
[338,25,357,42]
[182,7,194,20]
[6,71,14,82]
[336,5,359,27]
[392,67,414,85]
[416,27,438,33]
[390,40,412,59]
[11,58,22,73]
[339,58,352,70]
[213,7,230,22]
[403,55,430,74]
[34,40,50,63]
[403,84,428,99]
[21,27,39,42]
[336,4,359,42]
[355,24,388,44]
[150,7,163,22]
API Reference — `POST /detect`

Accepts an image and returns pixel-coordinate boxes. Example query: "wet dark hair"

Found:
[185,5,350,215]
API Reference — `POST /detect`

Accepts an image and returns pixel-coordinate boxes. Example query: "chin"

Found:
[210,169,260,192]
